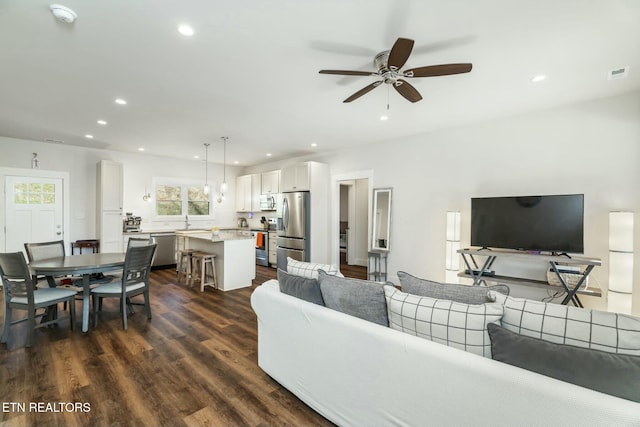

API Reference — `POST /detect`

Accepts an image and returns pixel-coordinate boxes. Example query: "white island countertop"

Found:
[175,229,254,242]
[176,230,256,291]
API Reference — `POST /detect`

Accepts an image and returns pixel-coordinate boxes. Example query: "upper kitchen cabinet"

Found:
[236,173,262,212]
[261,170,280,194]
[280,161,328,193]
[97,160,124,253]
[281,163,311,192]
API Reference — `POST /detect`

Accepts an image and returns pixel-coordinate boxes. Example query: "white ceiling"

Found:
[1,0,639,166]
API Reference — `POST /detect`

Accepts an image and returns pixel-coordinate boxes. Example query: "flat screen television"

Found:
[470,194,584,253]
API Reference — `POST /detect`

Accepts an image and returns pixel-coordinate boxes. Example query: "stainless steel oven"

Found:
[253,230,269,266]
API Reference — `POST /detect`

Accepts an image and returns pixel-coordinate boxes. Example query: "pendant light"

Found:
[218,136,229,202]
[203,143,210,195]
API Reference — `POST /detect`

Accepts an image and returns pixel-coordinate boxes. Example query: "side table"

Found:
[368,250,388,282]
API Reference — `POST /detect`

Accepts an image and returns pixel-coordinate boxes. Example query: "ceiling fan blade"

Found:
[343,81,383,103]
[393,79,422,103]
[319,70,377,76]
[387,37,414,70]
[404,63,473,77]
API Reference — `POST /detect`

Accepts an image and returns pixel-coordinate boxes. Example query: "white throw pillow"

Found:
[384,286,503,358]
[491,292,640,355]
[286,257,343,279]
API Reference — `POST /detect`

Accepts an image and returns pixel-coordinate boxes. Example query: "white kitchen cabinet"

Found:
[261,170,280,194]
[268,231,277,267]
[251,173,262,212]
[237,173,262,212]
[236,174,252,212]
[280,163,311,192]
[97,160,124,253]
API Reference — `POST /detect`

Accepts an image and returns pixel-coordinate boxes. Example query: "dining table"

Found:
[29,252,125,332]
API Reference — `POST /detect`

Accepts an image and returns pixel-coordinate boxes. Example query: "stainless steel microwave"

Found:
[259,194,277,211]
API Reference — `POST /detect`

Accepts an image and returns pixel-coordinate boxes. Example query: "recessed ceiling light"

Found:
[311,143,317,147]
[115,98,127,105]
[85,134,94,139]
[193,155,200,159]
[266,153,272,157]
[97,119,107,125]
[234,160,239,164]
[531,75,547,83]
[138,147,145,152]
[380,115,389,121]
[178,24,194,36]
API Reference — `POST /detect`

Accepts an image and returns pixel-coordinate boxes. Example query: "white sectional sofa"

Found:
[251,280,640,427]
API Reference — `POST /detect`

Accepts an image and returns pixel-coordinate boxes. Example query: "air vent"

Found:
[608,66,630,80]
[43,138,64,144]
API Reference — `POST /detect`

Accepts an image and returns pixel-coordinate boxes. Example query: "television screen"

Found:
[470,194,584,253]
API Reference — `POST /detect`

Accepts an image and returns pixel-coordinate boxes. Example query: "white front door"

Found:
[5,176,64,253]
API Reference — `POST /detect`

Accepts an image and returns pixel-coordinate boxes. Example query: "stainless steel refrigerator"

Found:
[277,191,310,271]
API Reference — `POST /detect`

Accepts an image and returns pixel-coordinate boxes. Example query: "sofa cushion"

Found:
[397,271,509,304]
[318,270,388,326]
[287,257,343,279]
[488,323,640,403]
[384,286,503,357]
[492,292,640,355]
[277,269,325,306]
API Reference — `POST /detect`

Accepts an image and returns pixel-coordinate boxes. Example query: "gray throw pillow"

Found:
[318,270,389,327]
[488,323,640,403]
[277,269,325,306]
[397,271,509,304]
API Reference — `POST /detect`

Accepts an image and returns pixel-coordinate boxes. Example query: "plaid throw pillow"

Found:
[286,257,343,279]
[492,292,640,355]
[385,286,504,357]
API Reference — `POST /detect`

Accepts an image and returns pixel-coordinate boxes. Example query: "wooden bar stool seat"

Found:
[191,252,217,292]
[177,249,196,284]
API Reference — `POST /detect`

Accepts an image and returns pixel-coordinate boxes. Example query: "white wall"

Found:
[0,137,242,242]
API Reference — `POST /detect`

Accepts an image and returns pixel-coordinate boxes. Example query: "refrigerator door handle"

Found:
[282,197,289,232]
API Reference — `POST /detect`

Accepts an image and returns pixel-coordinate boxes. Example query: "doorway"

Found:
[332,171,372,280]
[1,168,70,254]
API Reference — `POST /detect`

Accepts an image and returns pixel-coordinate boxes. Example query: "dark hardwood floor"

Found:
[0,266,335,427]
[339,252,367,280]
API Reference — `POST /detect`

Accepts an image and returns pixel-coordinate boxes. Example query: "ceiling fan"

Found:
[319,37,472,103]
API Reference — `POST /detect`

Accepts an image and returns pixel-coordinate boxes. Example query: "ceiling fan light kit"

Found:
[50,4,77,24]
[319,37,472,103]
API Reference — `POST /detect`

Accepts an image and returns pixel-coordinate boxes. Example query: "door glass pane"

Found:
[29,193,42,204]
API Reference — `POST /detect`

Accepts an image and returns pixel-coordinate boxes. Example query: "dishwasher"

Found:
[150,232,176,268]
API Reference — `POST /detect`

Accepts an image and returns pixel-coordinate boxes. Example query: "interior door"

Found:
[5,176,64,253]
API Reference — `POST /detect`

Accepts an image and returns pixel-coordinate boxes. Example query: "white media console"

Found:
[457,248,602,307]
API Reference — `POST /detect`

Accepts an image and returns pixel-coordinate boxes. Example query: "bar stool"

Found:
[191,252,217,292]
[177,249,195,284]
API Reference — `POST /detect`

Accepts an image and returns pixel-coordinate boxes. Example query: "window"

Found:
[156,184,210,216]
[14,182,56,205]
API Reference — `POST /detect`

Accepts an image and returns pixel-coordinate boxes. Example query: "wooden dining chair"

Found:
[91,243,157,330]
[0,252,77,347]
[24,240,67,289]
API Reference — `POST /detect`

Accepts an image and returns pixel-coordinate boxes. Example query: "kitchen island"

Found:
[176,230,255,291]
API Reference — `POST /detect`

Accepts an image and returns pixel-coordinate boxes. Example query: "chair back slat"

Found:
[24,240,65,262]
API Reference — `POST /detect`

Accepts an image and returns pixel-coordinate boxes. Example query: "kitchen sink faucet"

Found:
[185,215,191,230]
